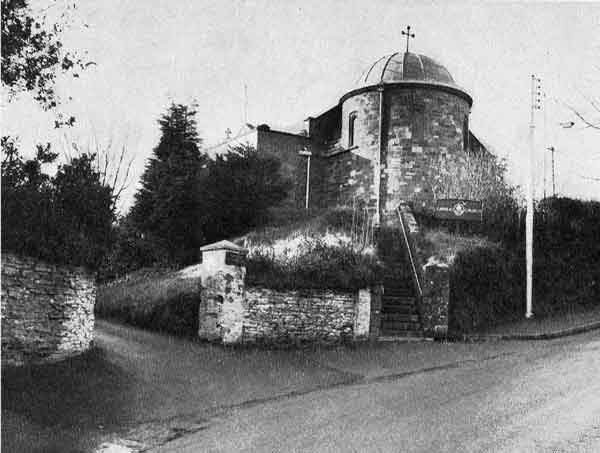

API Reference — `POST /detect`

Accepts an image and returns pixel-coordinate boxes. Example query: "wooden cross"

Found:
[402,25,415,53]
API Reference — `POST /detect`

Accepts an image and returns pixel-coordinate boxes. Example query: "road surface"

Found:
[157,330,600,452]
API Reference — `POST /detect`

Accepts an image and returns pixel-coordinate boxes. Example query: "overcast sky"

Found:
[3,0,600,212]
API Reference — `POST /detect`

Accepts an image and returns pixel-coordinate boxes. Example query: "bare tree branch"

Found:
[566,104,600,130]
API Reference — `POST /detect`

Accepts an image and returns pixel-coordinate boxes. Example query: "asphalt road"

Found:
[157,330,600,453]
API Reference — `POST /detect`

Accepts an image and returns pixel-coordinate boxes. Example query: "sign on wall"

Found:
[434,199,483,222]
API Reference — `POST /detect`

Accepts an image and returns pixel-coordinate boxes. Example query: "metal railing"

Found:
[396,207,423,297]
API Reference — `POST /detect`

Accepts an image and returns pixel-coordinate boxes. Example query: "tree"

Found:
[67,139,135,213]
[202,144,291,241]
[423,150,521,242]
[1,138,115,269]
[2,0,90,125]
[1,137,57,259]
[52,154,115,269]
[129,103,209,264]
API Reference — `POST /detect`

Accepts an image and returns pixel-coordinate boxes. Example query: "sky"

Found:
[3,0,600,212]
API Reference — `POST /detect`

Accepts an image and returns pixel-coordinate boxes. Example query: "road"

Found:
[157,331,600,453]
[3,321,599,452]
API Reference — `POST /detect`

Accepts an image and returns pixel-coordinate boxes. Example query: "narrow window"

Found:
[412,103,425,143]
[348,111,357,148]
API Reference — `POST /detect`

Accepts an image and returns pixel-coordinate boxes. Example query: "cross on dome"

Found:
[401,25,415,53]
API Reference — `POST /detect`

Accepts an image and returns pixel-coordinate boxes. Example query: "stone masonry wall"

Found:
[1,253,95,367]
[257,129,310,207]
[196,244,377,344]
[383,87,470,212]
[243,287,356,343]
[316,90,381,208]
[316,150,374,209]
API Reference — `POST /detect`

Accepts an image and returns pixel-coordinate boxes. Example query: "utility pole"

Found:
[299,148,312,209]
[543,93,547,199]
[547,146,556,197]
[526,74,542,319]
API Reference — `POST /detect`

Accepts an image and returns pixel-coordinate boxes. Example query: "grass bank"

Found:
[96,267,200,336]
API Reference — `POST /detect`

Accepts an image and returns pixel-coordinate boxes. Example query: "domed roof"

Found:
[357,52,456,88]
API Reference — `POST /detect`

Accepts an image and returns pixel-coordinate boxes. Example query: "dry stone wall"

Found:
[1,253,95,367]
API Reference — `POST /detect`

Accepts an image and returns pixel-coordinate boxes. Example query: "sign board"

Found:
[225,251,247,267]
[434,199,482,222]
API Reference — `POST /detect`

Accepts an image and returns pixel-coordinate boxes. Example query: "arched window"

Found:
[348,111,357,148]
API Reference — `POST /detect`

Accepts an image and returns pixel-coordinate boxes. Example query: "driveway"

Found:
[2,320,599,452]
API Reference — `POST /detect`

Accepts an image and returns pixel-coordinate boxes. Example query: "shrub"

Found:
[449,245,524,333]
[245,238,382,291]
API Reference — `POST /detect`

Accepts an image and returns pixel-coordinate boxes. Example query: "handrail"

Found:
[396,207,423,297]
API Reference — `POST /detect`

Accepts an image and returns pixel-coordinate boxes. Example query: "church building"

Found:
[208,38,487,224]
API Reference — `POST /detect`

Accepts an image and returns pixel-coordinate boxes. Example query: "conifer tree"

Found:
[130,103,208,264]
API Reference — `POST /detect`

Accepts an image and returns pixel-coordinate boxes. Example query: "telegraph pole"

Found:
[526,74,542,319]
[299,148,312,209]
[547,146,556,197]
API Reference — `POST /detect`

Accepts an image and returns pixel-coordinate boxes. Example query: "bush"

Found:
[96,270,200,337]
[449,198,600,333]
[449,246,524,333]
[533,197,600,312]
[245,238,382,291]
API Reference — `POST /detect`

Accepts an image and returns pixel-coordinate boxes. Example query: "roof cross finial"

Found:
[402,25,415,54]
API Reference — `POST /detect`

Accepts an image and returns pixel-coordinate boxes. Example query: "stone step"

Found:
[379,330,424,338]
[381,319,421,329]
[381,306,418,315]
[383,288,415,296]
[381,313,420,322]
[382,295,416,303]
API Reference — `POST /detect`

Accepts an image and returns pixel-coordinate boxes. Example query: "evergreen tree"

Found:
[130,103,208,264]
[203,144,291,241]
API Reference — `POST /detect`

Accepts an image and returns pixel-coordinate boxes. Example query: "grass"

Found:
[96,268,200,336]
[239,207,381,291]
[413,227,498,265]
[236,206,356,247]
[245,241,383,291]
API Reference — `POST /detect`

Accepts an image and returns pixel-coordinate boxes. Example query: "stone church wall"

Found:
[383,87,470,212]
[1,253,95,367]
[257,129,311,207]
[315,150,374,209]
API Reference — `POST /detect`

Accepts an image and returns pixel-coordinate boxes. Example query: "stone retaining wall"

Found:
[243,287,356,343]
[196,241,376,345]
[1,253,95,367]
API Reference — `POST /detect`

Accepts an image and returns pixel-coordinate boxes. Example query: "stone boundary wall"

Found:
[196,241,376,345]
[243,287,356,343]
[1,253,95,367]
